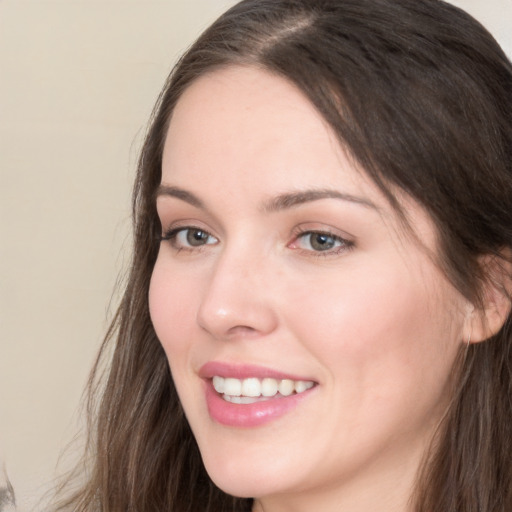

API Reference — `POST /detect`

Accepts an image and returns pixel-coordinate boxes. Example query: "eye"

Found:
[290,230,353,254]
[161,227,218,250]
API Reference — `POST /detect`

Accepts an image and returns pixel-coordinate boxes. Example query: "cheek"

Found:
[148,261,198,357]
[148,262,215,436]
[287,261,461,405]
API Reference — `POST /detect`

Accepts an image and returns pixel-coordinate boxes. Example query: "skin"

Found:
[149,66,471,512]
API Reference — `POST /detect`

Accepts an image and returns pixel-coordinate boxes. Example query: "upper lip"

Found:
[199,361,316,382]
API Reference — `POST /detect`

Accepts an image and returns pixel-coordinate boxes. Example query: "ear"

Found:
[465,251,512,344]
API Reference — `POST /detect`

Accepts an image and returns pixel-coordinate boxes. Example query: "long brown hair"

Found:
[53,1,512,510]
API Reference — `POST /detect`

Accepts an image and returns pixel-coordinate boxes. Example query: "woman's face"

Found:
[149,66,468,509]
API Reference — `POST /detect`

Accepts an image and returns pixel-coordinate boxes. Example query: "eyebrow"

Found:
[156,185,378,212]
[156,185,205,209]
[263,189,378,212]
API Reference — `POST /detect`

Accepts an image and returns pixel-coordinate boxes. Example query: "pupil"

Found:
[311,233,335,251]
[187,229,208,246]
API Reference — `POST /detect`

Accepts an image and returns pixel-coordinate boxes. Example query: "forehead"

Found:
[164,66,368,195]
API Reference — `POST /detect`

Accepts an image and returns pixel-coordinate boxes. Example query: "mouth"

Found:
[199,362,317,427]
[212,376,315,404]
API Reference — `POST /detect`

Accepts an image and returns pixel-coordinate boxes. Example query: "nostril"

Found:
[197,301,278,340]
[225,325,259,339]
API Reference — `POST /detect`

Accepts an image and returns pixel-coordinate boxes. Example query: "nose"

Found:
[196,247,279,341]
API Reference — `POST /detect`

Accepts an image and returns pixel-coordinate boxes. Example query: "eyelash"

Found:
[160,226,218,252]
[290,228,354,257]
[159,225,354,257]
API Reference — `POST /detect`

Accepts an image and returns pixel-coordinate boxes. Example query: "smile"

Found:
[213,376,315,403]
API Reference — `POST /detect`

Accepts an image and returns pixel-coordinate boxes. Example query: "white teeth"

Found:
[223,377,242,396]
[223,395,262,404]
[212,376,224,394]
[241,378,261,397]
[295,380,314,393]
[261,377,278,397]
[212,376,315,401]
[278,379,295,396]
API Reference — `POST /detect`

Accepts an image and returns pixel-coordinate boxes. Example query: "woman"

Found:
[54,0,512,510]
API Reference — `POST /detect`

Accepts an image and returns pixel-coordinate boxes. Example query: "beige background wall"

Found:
[1,1,511,510]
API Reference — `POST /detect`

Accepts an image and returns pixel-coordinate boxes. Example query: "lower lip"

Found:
[204,381,314,427]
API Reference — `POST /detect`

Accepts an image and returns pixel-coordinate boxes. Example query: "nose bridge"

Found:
[196,241,278,339]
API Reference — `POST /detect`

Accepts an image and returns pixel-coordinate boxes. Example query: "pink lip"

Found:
[199,362,317,428]
[199,361,311,381]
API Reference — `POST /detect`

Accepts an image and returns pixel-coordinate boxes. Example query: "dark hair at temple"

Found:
[52,1,512,510]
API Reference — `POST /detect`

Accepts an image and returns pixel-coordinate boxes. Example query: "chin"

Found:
[198,440,297,499]
[203,461,266,497]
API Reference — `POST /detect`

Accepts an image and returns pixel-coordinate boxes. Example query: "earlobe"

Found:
[466,252,512,344]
